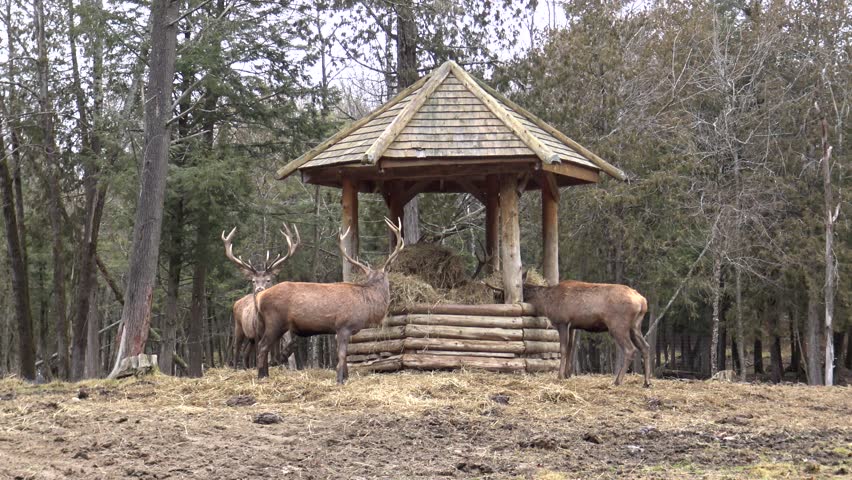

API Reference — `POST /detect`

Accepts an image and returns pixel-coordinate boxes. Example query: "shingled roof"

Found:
[277,60,626,183]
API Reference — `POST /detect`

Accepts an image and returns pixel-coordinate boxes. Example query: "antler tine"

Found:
[338,226,370,275]
[381,217,405,271]
[221,227,256,274]
[267,223,301,273]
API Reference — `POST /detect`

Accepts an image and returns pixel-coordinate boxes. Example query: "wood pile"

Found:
[348,303,559,374]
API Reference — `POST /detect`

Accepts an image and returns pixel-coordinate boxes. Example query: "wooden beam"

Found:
[450,62,560,165]
[541,173,559,286]
[485,175,500,274]
[341,177,359,281]
[470,75,628,181]
[542,162,600,184]
[277,74,430,180]
[363,61,453,164]
[499,174,522,303]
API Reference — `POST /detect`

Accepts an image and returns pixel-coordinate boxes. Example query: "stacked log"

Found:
[348,303,559,373]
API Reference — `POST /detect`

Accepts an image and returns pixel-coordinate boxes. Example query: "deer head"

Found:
[222,223,300,294]
[339,217,404,284]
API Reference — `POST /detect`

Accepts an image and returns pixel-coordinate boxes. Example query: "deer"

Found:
[255,217,404,384]
[486,273,650,387]
[522,275,651,387]
[222,223,300,369]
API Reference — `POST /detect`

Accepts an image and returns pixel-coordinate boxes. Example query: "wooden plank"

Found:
[410,111,498,121]
[364,61,453,164]
[276,76,427,179]
[471,75,628,181]
[524,358,560,372]
[383,147,534,157]
[386,140,531,150]
[390,303,538,316]
[385,314,525,329]
[347,339,405,355]
[410,350,517,359]
[405,119,508,128]
[449,62,560,165]
[404,324,523,341]
[393,132,523,143]
[499,174,522,303]
[401,353,527,373]
[522,316,552,329]
[350,326,406,343]
[524,341,560,354]
[523,328,559,342]
[404,337,525,354]
[454,178,486,204]
[417,104,491,113]
[422,97,484,106]
[349,355,403,372]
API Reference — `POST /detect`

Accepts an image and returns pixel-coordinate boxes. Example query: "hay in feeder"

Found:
[387,272,439,310]
[441,281,497,305]
[389,243,468,289]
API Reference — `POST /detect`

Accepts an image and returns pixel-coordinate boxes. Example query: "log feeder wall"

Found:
[347,303,560,374]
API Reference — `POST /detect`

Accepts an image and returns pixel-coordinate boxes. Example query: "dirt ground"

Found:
[0,369,850,479]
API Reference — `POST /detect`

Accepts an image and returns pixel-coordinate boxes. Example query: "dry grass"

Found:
[389,243,468,289]
[1,370,849,479]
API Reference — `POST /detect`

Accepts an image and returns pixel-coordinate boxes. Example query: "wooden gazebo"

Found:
[278,60,626,373]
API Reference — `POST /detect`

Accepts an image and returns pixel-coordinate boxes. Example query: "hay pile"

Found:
[385,244,499,308]
[389,243,468,289]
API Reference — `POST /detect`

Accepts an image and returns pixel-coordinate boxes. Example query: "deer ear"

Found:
[240,268,256,280]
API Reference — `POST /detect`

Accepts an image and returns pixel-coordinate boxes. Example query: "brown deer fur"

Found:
[524,280,651,387]
[222,224,299,368]
[256,218,404,384]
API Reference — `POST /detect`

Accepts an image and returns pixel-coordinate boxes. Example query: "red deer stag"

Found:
[522,277,651,387]
[222,224,300,368]
[255,218,404,384]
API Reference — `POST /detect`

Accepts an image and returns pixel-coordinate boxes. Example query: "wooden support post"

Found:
[499,175,522,303]
[541,173,559,286]
[485,175,499,274]
[341,177,359,281]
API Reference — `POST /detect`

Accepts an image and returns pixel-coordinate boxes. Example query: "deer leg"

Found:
[336,330,352,385]
[630,323,652,388]
[233,329,244,369]
[566,327,577,377]
[244,340,254,369]
[611,329,636,386]
[556,324,569,379]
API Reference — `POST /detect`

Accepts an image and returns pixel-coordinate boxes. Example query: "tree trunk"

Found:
[790,305,802,380]
[734,266,746,379]
[188,211,211,377]
[35,0,70,380]
[753,337,764,375]
[710,251,722,375]
[770,300,783,384]
[0,151,35,380]
[396,0,420,246]
[108,0,180,378]
[84,287,100,378]
[159,202,184,375]
[70,185,106,380]
[806,284,822,385]
[845,325,852,370]
[818,112,837,386]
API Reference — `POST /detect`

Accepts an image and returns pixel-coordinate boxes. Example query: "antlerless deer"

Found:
[255,218,404,384]
[522,278,651,387]
[222,224,300,368]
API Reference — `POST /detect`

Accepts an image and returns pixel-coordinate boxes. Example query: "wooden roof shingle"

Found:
[277,61,627,182]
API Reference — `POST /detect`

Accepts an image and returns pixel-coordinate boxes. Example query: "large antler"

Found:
[222,227,257,275]
[339,226,371,276]
[266,223,301,273]
[381,217,404,271]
